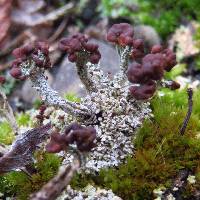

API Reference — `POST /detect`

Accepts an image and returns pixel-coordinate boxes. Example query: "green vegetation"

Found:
[71,89,200,199]
[100,0,200,39]
[16,113,31,127]
[0,82,200,199]
[0,113,32,146]
[0,88,200,199]
[0,151,61,200]
[0,122,15,145]
[164,64,186,80]
[0,79,16,95]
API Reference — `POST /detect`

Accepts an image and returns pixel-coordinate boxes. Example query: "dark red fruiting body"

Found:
[12,44,34,59]
[59,33,101,64]
[10,67,22,79]
[170,81,180,90]
[107,23,134,46]
[127,44,178,99]
[39,105,47,113]
[36,104,47,124]
[166,81,180,90]
[46,131,65,153]
[131,39,144,59]
[10,41,51,80]
[129,80,156,100]
[151,45,163,54]
[46,123,96,153]
[162,49,177,71]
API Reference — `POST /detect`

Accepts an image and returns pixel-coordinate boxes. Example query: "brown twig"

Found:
[162,169,190,199]
[12,3,75,27]
[30,155,81,200]
[0,32,28,58]
[180,88,193,135]
[48,19,68,43]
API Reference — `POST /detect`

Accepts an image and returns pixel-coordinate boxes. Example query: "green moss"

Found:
[71,173,94,189]
[71,89,200,199]
[164,64,186,80]
[34,151,61,182]
[33,99,43,109]
[1,88,200,199]
[16,113,31,127]
[100,0,200,39]
[0,121,15,145]
[0,151,61,200]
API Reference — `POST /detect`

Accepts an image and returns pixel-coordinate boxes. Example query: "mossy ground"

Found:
[71,89,200,200]
[0,151,61,200]
[0,90,200,199]
[0,122,15,145]
[100,0,200,39]
[0,112,61,199]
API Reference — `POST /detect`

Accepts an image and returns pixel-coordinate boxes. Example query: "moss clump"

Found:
[71,89,200,200]
[164,64,186,80]
[16,113,31,127]
[0,122,15,145]
[100,0,200,39]
[0,151,61,200]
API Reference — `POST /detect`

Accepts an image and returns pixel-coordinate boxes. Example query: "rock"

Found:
[85,18,108,40]
[52,39,119,97]
[134,25,161,48]
[52,58,86,97]
[20,79,39,103]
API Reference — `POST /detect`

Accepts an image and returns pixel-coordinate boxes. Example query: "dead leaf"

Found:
[0,0,12,47]
[12,2,74,27]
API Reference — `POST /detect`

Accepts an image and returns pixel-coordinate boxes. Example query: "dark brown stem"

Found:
[180,88,193,135]
[48,19,68,43]
[30,156,81,200]
[162,169,190,199]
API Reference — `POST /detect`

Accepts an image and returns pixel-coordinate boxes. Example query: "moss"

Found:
[100,0,200,39]
[0,121,15,145]
[164,64,186,80]
[0,78,16,95]
[33,99,43,109]
[1,88,200,199]
[71,89,200,199]
[71,173,94,189]
[0,151,61,200]
[34,151,61,182]
[16,113,31,127]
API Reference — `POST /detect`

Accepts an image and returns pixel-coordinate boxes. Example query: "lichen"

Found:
[70,88,200,200]
[63,67,151,172]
